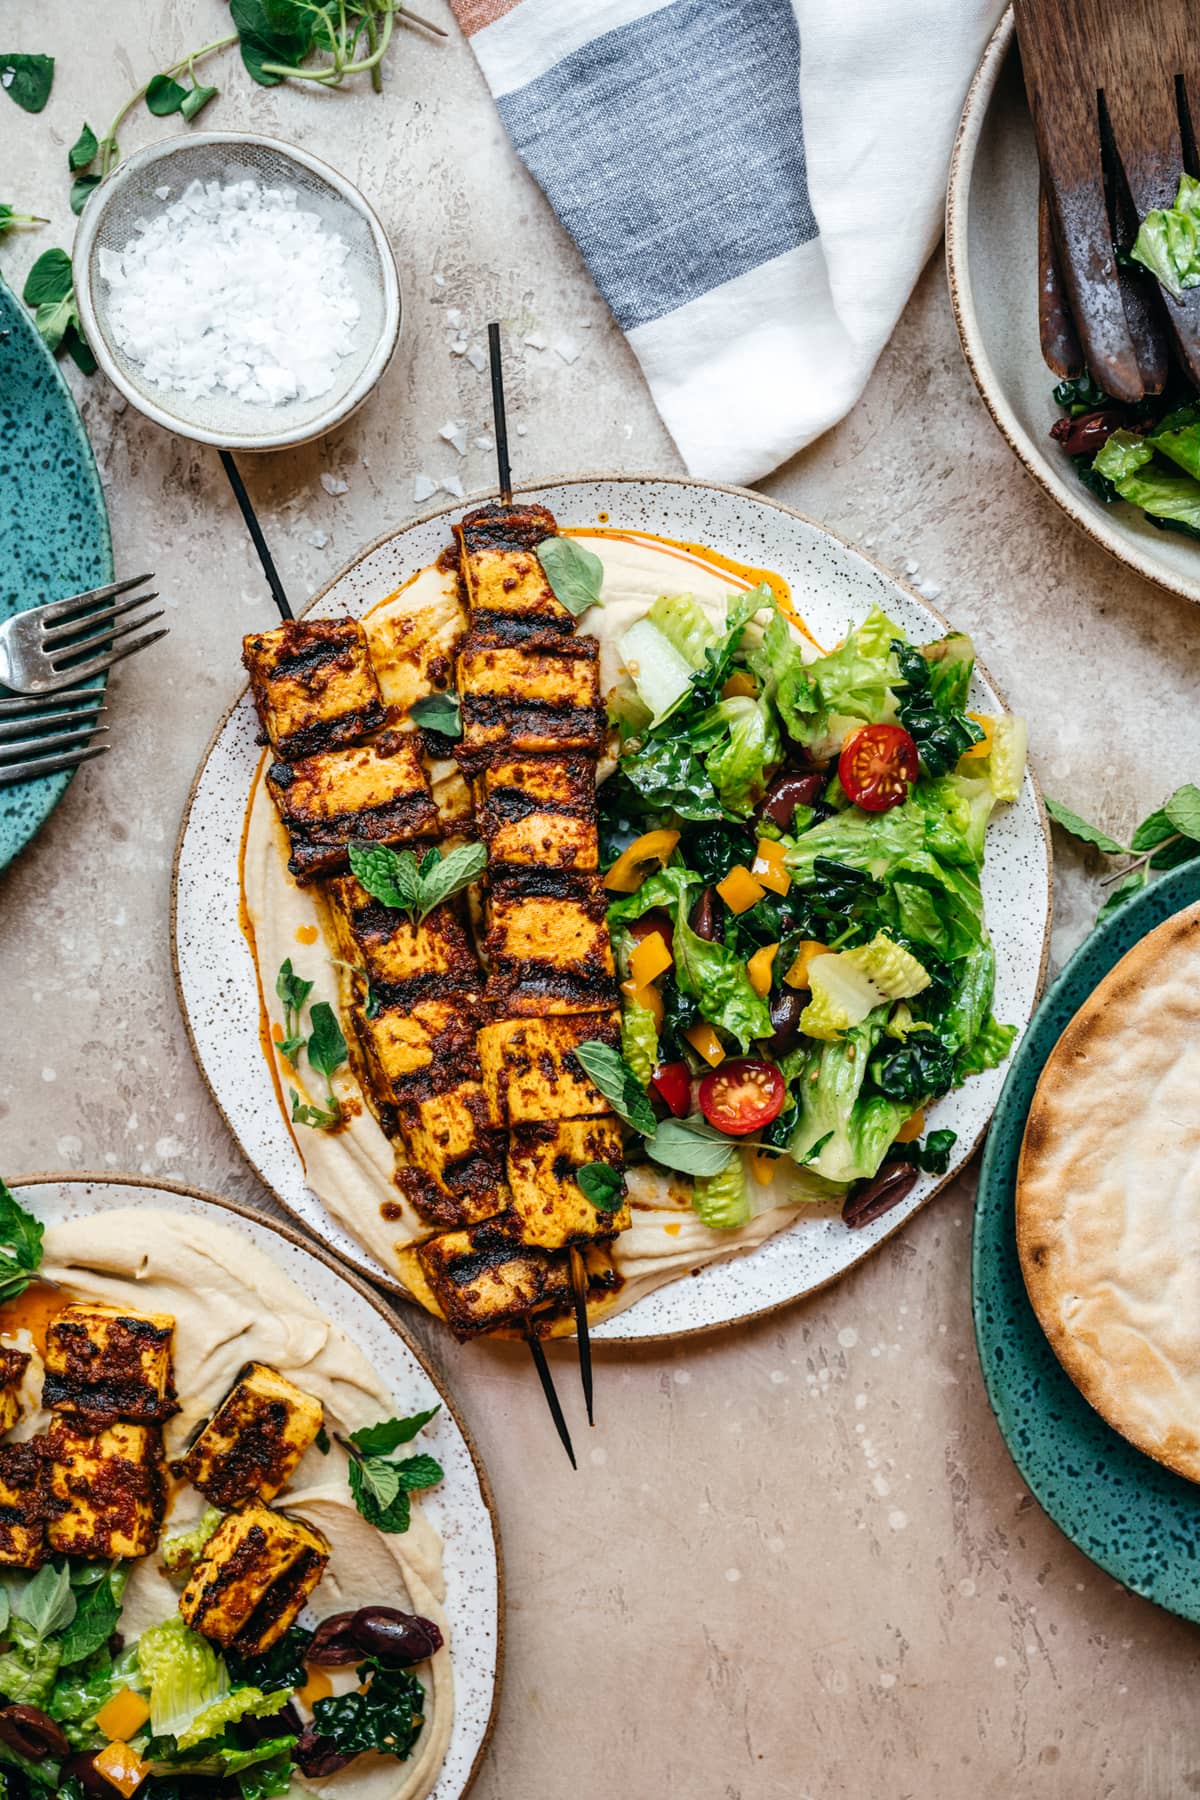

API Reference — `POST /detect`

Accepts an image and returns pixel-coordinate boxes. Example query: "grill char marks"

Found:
[267,732,440,884]
[44,1418,167,1560]
[324,875,482,1011]
[483,870,616,1014]
[0,1441,46,1570]
[178,1501,330,1655]
[43,1303,179,1426]
[453,502,574,638]
[171,1361,325,1511]
[0,1347,29,1436]
[478,755,599,874]
[457,634,605,769]
[243,617,386,761]
[416,1222,574,1338]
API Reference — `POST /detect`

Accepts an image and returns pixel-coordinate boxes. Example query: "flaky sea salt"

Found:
[439,473,465,499]
[439,419,468,457]
[97,178,362,408]
[320,471,349,495]
[466,344,488,372]
[413,473,437,502]
[553,334,581,364]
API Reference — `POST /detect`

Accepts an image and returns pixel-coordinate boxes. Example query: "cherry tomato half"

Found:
[698,1058,786,1136]
[650,1060,692,1118]
[838,724,919,813]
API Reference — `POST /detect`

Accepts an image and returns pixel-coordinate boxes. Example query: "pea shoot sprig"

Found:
[275,959,349,1131]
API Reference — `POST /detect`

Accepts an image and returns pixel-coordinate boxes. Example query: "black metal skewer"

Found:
[219,448,293,621]
[569,1248,594,1427]
[487,322,513,505]
[525,1329,576,1469]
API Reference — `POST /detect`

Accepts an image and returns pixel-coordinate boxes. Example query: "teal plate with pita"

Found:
[974,858,1200,1621]
[0,269,111,872]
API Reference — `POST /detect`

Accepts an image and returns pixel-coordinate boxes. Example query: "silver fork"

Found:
[0,688,108,789]
[0,572,167,694]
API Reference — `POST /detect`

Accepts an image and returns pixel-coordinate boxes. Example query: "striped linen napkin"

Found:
[451,0,1003,484]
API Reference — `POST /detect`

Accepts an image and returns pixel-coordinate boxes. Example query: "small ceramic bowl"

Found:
[73,131,402,454]
[946,9,1200,608]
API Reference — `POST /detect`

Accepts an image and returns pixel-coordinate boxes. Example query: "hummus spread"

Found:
[242,531,833,1323]
[12,1208,453,1800]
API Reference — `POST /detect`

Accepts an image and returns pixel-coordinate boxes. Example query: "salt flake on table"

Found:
[449,334,468,356]
[413,473,438,502]
[553,334,581,364]
[154,185,171,200]
[446,307,466,330]
[439,474,465,499]
[321,472,349,496]
[516,424,527,437]
[524,332,547,351]
[474,434,494,451]
[466,344,487,372]
[439,420,468,457]
[307,529,329,548]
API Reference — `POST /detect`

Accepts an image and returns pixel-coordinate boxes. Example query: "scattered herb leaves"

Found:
[349,1408,440,1455]
[348,840,486,922]
[342,1410,443,1533]
[536,537,605,616]
[1042,795,1127,856]
[0,54,54,114]
[409,691,462,738]
[275,958,312,1062]
[0,204,47,238]
[576,1162,626,1209]
[68,124,98,172]
[0,1180,44,1304]
[645,1118,736,1177]
[571,1041,657,1137]
[1045,783,1200,924]
[21,249,95,372]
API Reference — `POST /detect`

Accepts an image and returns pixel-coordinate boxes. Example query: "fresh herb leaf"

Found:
[59,1565,126,1666]
[536,537,605,616]
[70,175,102,216]
[290,1088,340,1131]
[69,123,99,171]
[0,1181,43,1304]
[409,692,462,738]
[646,1118,736,1177]
[1130,807,1177,852]
[571,1041,657,1137]
[180,81,219,122]
[576,1162,625,1209]
[1095,866,1149,924]
[348,841,486,922]
[307,1001,348,1084]
[0,205,47,238]
[146,73,189,114]
[316,1425,331,1453]
[22,247,73,308]
[1164,782,1200,842]
[276,958,314,1013]
[21,249,93,371]
[12,1558,76,1641]
[311,1660,426,1761]
[1042,796,1128,856]
[231,0,318,86]
[0,54,54,113]
[349,1408,440,1456]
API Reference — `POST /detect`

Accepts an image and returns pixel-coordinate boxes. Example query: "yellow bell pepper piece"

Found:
[721,671,758,699]
[95,1688,151,1743]
[958,712,995,762]
[748,1148,779,1186]
[621,978,664,1029]
[716,864,766,914]
[895,1107,925,1143]
[684,1022,725,1066]
[629,931,673,987]
[603,828,681,894]
[94,1740,151,1799]
[784,940,830,990]
[751,838,791,897]
[746,942,778,998]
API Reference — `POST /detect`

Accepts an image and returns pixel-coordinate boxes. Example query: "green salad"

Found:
[594,584,1027,1232]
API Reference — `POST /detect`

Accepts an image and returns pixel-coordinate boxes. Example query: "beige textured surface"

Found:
[1018,905,1200,1485]
[5,7,1200,1796]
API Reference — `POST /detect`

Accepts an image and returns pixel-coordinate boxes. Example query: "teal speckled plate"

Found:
[974,859,1200,1620]
[0,270,112,871]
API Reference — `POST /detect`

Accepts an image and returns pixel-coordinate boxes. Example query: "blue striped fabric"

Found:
[496,0,816,331]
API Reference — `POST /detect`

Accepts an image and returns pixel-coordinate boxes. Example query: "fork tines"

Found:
[0,688,108,789]
[41,574,166,681]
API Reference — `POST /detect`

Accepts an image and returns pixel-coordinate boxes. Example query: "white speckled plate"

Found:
[173,476,1052,1340]
[10,1173,501,1799]
[947,9,1200,607]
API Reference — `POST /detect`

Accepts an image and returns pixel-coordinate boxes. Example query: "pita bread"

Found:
[1017,901,1200,1482]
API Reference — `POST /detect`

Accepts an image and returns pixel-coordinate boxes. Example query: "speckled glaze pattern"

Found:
[947,11,1200,608]
[173,477,1052,1340]
[0,273,112,870]
[11,1173,502,1796]
[973,861,1200,1621]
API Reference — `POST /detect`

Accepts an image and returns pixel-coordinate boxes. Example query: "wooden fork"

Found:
[1017,0,1200,399]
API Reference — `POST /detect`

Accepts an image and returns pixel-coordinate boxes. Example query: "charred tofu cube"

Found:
[416,1223,572,1339]
[484,873,617,1014]
[477,1011,620,1126]
[506,1117,630,1249]
[45,1419,166,1560]
[171,1363,324,1510]
[352,997,480,1118]
[454,502,573,634]
[266,733,439,884]
[0,1441,46,1570]
[395,1084,508,1230]
[477,756,598,872]
[0,1347,30,1436]
[179,1502,330,1655]
[43,1303,178,1425]
[324,875,481,1008]
[242,617,385,761]
[457,635,604,760]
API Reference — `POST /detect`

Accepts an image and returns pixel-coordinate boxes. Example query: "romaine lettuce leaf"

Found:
[745,607,822,739]
[691,1157,750,1229]
[1093,431,1200,537]
[176,1685,288,1753]
[794,606,904,745]
[671,904,772,1051]
[799,934,931,1040]
[954,1012,1016,1080]
[620,996,659,1086]
[137,1616,227,1741]
[697,693,781,816]
[787,1007,912,1183]
[1131,172,1200,301]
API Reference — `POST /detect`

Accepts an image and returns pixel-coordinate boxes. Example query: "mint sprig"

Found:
[1045,783,1200,924]
[341,1409,443,1534]
[348,840,486,923]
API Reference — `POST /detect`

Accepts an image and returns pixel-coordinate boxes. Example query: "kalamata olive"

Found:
[308,1610,363,1665]
[842,1162,918,1230]
[295,1722,355,1779]
[767,987,804,1056]
[1049,409,1127,458]
[351,1606,444,1665]
[0,1705,69,1761]
[759,770,825,830]
[237,1701,302,1746]
[59,1753,114,1798]
[688,885,718,941]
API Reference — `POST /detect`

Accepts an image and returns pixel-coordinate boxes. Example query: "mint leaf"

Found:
[1130,807,1177,852]
[349,1407,440,1455]
[0,55,54,114]
[305,1003,347,1084]
[348,842,421,913]
[0,1180,43,1273]
[646,1118,735,1177]
[577,1162,625,1209]
[537,537,605,616]
[1164,782,1200,842]
[394,1453,443,1492]
[571,1041,656,1137]
[22,248,72,308]
[1043,796,1127,856]
[1096,866,1148,925]
[414,842,486,920]
[409,692,461,738]
[289,1088,339,1131]
[347,1458,411,1533]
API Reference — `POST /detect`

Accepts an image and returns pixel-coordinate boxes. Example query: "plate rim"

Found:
[971,859,1200,1621]
[9,1166,504,1794]
[0,271,114,872]
[172,470,1054,1341]
[944,6,1200,611]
